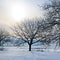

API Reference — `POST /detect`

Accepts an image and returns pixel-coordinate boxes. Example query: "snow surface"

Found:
[0,47,60,60]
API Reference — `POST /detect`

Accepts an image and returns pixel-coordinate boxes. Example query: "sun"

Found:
[10,4,28,22]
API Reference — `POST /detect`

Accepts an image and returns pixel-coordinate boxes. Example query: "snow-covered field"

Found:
[0,47,60,60]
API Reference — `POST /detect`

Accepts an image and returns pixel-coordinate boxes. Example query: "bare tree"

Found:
[0,28,10,46]
[11,19,47,51]
[43,0,60,47]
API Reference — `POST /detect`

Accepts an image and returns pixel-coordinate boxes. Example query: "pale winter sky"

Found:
[0,0,49,25]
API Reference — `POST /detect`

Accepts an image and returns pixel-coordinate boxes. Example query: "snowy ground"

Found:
[0,47,60,60]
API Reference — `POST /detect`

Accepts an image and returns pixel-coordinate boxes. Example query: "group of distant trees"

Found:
[0,0,60,51]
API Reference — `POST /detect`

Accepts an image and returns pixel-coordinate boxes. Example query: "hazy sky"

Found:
[0,0,49,25]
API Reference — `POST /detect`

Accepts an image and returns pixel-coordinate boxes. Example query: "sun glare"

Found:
[10,4,28,22]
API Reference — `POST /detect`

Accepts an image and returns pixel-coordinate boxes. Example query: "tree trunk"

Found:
[59,33,60,46]
[29,44,31,51]
[59,40,60,46]
[0,41,2,46]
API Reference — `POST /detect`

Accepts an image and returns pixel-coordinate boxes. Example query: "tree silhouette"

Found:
[11,19,47,51]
